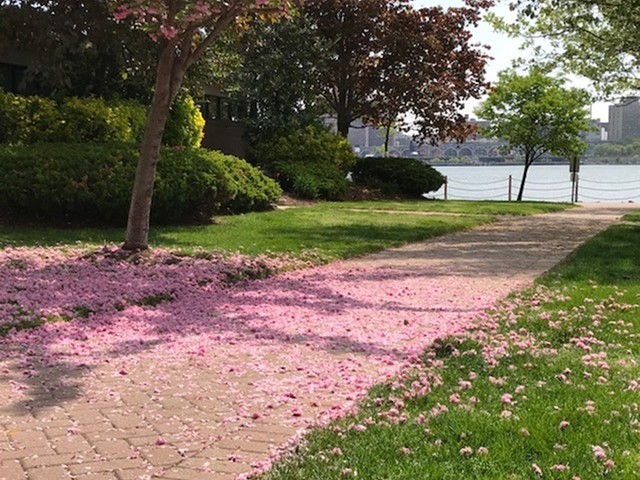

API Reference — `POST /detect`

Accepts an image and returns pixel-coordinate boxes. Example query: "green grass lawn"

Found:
[0,201,570,260]
[260,221,640,479]
[325,200,573,216]
[623,211,640,222]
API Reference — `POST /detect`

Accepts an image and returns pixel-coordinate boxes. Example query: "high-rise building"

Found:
[608,97,640,141]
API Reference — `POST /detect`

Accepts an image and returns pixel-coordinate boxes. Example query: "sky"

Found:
[412,0,611,122]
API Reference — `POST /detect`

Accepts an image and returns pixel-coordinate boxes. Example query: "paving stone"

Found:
[52,435,94,454]
[67,458,147,476]
[235,429,289,444]
[65,409,108,426]
[213,438,271,455]
[74,473,119,480]
[119,393,154,407]
[246,422,299,436]
[0,459,25,480]
[115,467,164,480]
[84,428,157,442]
[145,418,187,436]
[93,440,133,458]
[162,467,236,480]
[5,429,49,449]
[124,435,160,447]
[0,446,56,461]
[27,465,72,480]
[139,445,184,466]
[102,413,146,430]
[22,453,80,469]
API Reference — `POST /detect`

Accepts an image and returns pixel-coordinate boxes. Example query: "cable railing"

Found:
[433,174,640,202]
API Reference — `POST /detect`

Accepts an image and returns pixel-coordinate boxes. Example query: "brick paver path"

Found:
[1,203,636,480]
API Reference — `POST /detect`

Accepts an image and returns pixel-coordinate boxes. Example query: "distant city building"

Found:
[608,97,640,141]
[584,119,606,143]
[321,117,413,156]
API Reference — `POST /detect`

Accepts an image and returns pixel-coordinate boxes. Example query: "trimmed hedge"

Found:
[0,90,205,148]
[0,143,281,225]
[271,161,349,200]
[351,157,445,197]
[252,126,356,200]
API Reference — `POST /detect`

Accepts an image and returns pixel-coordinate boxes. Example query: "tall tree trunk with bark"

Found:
[337,112,351,137]
[123,44,178,251]
[384,122,392,157]
[517,157,534,201]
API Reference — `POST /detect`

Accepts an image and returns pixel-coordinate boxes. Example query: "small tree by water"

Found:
[475,68,592,201]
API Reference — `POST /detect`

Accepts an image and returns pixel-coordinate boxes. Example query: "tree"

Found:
[495,0,640,95]
[304,0,491,143]
[231,14,329,144]
[0,0,157,100]
[105,0,296,251]
[475,68,592,201]
[369,2,491,151]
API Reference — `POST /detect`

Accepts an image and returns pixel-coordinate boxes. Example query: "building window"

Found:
[0,62,26,93]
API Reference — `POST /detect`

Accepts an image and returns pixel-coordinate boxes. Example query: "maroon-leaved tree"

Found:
[305,0,491,145]
[110,0,297,251]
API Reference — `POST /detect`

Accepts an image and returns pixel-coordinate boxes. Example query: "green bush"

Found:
[0,90,24,143]
[164,96,206,149]
[217,154,282,213]
[351,157,445,197]
[0,89,204,148]
[0,91,58,144]
[0,143,281,225]
[252,125,356,200]
[56,97,134,143]
[271,161,348,200]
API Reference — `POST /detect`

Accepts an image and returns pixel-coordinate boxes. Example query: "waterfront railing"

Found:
[435,175,640,202]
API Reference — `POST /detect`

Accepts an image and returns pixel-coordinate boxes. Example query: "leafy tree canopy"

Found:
[304,0,491,142]
[230,14,330,144]
[492,0,640,96]
[475,68,592,200]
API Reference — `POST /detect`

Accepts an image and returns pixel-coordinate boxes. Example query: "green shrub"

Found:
[252,125,355,200]
[164,96,206,149]
[217,154,282,213]
[351,157,445,197]
[0,90,58,144]
[22,96,59,143]
[0,143,280,225]
[0,90,204,148]
[271,160,348,200]
[0,90,22,143]
[55,97,134,143]
[109,99,148,143]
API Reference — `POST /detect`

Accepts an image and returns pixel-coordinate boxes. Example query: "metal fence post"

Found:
[508,175,512,202]
[444,176,448,200]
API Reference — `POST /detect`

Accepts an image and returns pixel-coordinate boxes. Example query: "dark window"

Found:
[0,62,26,93]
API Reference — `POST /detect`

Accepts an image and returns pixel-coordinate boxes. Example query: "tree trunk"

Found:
[337,112,350,137]
[517,160,533,201]
[123,46,176,251]
[384,122,391,157]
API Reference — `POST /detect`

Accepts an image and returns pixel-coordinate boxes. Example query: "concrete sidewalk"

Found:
[0,203,636,480]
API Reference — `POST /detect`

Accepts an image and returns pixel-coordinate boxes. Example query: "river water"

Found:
[431,164,640,203]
